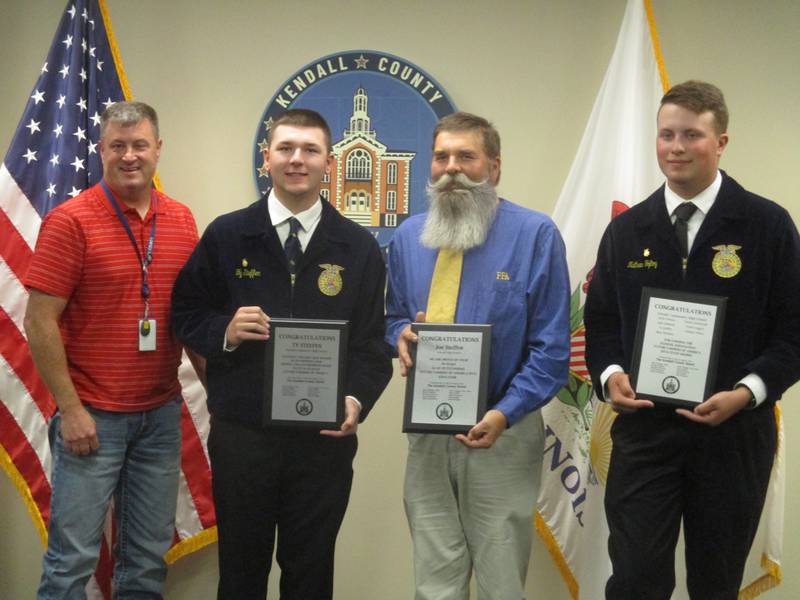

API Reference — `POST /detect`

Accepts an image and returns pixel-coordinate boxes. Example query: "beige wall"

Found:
[1,1,798,598]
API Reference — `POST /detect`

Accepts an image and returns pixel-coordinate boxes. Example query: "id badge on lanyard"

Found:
[101,180,158,351]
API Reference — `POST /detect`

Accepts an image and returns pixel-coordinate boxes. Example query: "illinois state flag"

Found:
[534,0,784,598]
[0,1,215,598]
[533,2,667,595]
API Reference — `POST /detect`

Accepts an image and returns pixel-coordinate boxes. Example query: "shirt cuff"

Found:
[600,364,624,401]
[346,395,362,411]
[736,374,767,408]
[223,336,238,352]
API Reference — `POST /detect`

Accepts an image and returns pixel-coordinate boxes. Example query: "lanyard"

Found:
[100,180,157,314]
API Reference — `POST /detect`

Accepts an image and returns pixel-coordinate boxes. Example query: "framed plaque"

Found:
[403,323,491,434]
[263,319,348,428]
[630,287,726,408]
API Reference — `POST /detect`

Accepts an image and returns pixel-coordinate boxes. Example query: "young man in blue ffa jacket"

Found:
[585,81,800,599]
[385,112,571,599]
[170,109,392,600]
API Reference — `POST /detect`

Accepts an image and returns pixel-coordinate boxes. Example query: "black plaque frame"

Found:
[403,323,491,434]
[263,318,348,429]
[630,287,726,408]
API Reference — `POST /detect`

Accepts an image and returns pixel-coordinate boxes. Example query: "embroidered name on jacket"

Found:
[235,268,262,279]
[627,260,658,269]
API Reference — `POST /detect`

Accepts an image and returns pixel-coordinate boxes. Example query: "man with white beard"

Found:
[385,112,571,600]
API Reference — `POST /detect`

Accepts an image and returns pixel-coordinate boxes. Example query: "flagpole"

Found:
[643,0,670,92]
[98,0,133,101]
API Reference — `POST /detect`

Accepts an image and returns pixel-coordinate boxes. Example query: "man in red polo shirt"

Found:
[24,101,200,599]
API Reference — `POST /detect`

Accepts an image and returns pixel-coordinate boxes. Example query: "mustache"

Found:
[428,172,487,192]
[420,176,498,251]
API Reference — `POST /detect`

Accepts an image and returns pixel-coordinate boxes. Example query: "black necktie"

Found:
[284,217,302,281]
[673,202,698,275]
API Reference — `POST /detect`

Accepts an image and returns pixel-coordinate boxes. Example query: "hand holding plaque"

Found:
[263,319,348,429]
[630,287,726,408]
[403,323,491,434]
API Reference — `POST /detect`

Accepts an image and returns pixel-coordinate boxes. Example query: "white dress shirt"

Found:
[268,190,322,251]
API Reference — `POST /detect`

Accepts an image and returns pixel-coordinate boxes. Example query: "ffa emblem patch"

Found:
[318,264,344,296]
[711,244,742,278]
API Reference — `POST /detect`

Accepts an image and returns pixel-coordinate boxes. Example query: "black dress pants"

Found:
[208,416,357,600]
[604,404,776,600]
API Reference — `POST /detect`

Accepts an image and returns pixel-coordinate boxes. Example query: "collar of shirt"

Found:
[97,183,163,223]
[267,189,322,251]
[664,170,722,252]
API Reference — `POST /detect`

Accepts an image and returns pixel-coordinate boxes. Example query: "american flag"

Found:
[0,1,216,597]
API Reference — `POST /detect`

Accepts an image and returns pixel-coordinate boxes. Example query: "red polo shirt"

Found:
[25,183,199,412]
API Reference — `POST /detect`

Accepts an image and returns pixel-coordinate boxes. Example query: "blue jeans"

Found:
[37,398,181,600]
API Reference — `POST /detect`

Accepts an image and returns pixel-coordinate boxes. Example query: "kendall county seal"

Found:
[711,244,742,278]
[296,399,314,416]
[318,264,344,296]
[662,376,680,395]
[253,50,456,248]
[435,402,454,421]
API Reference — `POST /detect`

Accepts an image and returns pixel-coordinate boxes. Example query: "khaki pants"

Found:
[404,410,545,600]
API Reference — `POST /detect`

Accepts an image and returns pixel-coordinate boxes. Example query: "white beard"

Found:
[420,173,498,251]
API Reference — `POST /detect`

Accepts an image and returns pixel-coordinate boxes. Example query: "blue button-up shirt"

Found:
[385,199,571,426]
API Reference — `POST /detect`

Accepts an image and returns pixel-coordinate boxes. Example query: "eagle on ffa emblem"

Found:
[711,244,742,278]
[318,264,344,296]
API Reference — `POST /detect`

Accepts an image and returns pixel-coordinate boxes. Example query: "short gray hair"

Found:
[100,101,159,139]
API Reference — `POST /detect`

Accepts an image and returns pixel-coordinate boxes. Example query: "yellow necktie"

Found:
[425,248,463,323]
